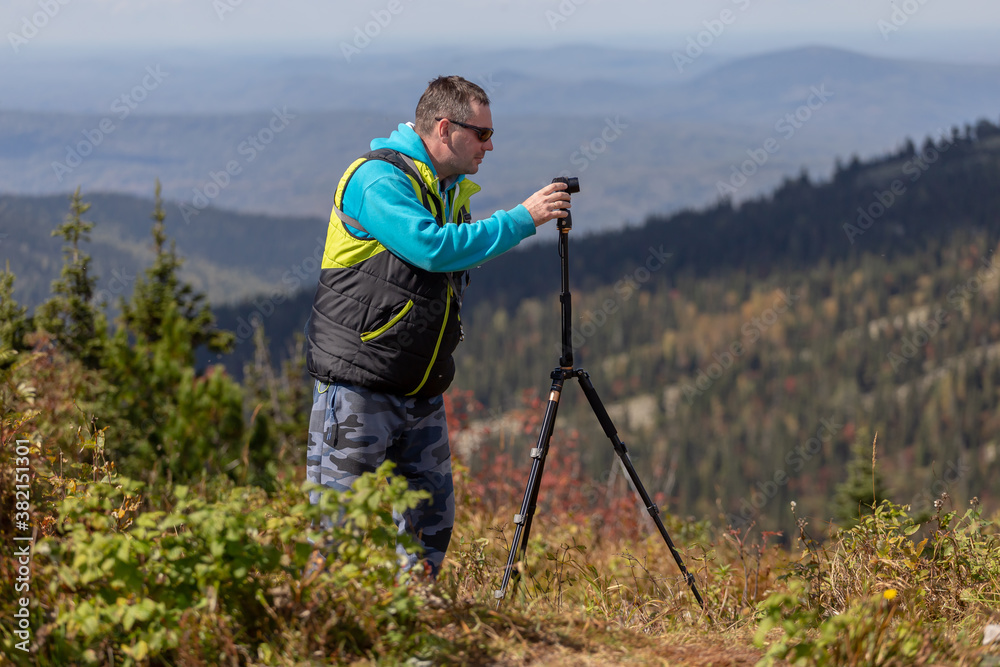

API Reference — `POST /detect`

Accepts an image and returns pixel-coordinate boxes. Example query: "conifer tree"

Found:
[101,181,245,486]
[120,180,234,358]
[0,264,30,359]
[242,326,310,486]
[833,429,890,526]
[33,188,107,368]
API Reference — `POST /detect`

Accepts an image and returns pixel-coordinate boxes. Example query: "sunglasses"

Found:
[436,117,494,142]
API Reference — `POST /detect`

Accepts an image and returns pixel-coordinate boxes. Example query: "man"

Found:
[305,75,570,577]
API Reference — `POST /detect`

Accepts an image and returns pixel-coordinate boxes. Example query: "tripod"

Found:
[493,177,706,612]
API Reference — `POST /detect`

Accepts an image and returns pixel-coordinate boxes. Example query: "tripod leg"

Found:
[494,371,566,607]
[576,371,707,611]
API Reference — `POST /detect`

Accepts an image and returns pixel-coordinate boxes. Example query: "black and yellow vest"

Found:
[306,149,479,398]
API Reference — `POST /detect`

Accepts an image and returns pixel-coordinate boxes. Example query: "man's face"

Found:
[446,101,494,176]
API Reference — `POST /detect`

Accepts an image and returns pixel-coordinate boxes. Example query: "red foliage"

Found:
[447,388,650,545]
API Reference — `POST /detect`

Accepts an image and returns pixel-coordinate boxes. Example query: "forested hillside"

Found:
[214,117,1000,535]
[456,119,1000,534]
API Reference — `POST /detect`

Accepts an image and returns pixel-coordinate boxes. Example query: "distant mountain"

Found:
[0,45,722,116]
[467,121,1000,308]
[2,46,999,234]
[0,191,324,310]
[198,116,1000,533]
[660,46,1000,133]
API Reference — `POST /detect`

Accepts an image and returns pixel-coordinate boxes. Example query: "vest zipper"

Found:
[406,284,451,396]
[360,299,414,342]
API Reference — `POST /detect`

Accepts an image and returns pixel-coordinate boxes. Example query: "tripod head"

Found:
[551,176,579,230]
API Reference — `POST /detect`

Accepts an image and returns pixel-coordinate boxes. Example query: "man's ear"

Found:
[435,118,452,144]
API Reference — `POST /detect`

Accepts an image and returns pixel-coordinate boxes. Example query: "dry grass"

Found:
[412,441,1000,667]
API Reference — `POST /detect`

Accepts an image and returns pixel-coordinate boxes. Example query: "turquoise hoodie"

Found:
[340,123,536,273]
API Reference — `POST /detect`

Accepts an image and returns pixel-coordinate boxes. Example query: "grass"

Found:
[2,410,999,666]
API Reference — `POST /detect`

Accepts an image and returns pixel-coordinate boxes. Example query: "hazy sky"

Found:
[4,0,1000,62]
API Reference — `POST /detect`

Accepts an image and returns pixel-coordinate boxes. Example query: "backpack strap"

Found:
[334,148,470,313]
[333,148,438,235]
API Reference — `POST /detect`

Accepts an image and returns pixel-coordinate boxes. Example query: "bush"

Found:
[1,459,439,665]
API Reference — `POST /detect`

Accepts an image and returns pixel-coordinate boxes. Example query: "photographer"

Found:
[305,75,569,577]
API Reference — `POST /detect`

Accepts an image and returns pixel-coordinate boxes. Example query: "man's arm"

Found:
[346,165,570,273]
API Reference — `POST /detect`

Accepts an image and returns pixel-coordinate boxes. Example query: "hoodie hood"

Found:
[371,123,467,190]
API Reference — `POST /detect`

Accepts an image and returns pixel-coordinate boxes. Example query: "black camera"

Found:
[551,177,578,230]
[551,176,580,193]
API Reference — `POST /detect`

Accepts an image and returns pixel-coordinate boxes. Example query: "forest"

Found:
[2,117,1000,664]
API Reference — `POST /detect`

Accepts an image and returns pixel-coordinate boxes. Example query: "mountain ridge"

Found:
[3,45,1000,229]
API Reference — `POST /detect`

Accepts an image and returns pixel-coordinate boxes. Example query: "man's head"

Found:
[415,76,494,179]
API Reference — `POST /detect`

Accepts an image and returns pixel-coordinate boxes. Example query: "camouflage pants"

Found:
[306,381,454,576]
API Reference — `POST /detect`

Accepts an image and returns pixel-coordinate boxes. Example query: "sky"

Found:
[3,0,1000,63]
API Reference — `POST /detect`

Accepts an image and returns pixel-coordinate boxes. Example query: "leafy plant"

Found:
[756,497,1000,666]
[755,583,949,666]
[6,460,437,665]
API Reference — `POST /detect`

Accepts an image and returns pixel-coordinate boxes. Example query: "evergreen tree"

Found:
[0,266,29,417]
[33,188,107,368]
[120,180,234,357]
[100,181,245,486]
[242,326,310,487]
[0,264,30,360]
[833,429,890,526]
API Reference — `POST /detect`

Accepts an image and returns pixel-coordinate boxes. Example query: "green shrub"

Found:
[755,582,951,666]
[4,462,436,665]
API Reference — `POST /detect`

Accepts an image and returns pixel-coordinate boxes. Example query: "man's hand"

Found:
[522,181,571,227]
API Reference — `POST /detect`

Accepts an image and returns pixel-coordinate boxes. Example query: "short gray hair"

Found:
[415,76,490,136]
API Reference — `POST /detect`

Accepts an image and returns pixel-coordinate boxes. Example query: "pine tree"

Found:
[0,263,30,358]
[33,188,107,368]
[100,181,246,486]
[0,265,29,416]
[242,326,310,486]
[120,180,234,357]
[833,429,890,526]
